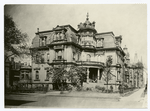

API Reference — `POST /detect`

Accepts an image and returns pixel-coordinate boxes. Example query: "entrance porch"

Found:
[86,68,103,83]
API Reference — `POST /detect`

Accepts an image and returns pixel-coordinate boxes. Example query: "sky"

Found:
[4,4,147,67]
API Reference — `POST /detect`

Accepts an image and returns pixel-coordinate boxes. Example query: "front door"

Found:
[89,68,97,83]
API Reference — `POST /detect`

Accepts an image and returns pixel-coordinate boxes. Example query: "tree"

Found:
[67,65,86,88]
[48,65,86,92]
[47,65,68,91]
[4,15,30,93]
[4,15,30,61]
[102,56,114,92]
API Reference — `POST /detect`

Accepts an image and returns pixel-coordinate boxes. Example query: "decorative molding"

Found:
[44,67,51,70]
[33,68,40,70]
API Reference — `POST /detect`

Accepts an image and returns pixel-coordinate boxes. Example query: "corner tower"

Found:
[77,13,97,48]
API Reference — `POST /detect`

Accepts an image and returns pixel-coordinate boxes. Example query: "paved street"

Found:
[5,88,147,108]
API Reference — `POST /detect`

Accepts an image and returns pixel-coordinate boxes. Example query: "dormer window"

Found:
[97,38,104,47]
[115,36,122,47]
[42,38,45,46]
[56,33,59,40]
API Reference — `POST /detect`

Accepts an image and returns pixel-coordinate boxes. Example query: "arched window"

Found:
[41,54,45,63]
[46,70,50,80]
[36,55,38,63]
[26,74,29,80]
[57,50,62,60]
[35,71,39,80]
[87,54,91,61]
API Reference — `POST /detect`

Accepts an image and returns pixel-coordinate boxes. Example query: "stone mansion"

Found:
[30,14,143,91]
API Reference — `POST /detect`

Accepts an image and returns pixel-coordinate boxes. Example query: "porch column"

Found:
[97,69,100,83]
[87,68,89,83]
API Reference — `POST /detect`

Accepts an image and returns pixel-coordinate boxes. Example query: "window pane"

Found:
[36,71,39,79]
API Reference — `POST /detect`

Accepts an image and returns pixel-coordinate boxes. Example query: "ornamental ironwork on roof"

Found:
[77,13,97,33]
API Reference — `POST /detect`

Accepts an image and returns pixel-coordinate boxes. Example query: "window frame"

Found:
[35,71,39,80]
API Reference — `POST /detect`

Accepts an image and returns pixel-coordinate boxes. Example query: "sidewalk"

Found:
[120,88,145,102]
[120,88,139,97]
[142,93,147,108]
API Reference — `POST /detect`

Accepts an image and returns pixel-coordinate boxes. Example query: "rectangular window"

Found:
[58,56,62,60]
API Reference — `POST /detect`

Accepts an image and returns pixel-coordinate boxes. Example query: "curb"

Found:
[121,89,139,97]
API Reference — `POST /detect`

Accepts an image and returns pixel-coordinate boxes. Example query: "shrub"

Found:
[105,89,111,93]
[86,87,92,91]
[101,87,105,92]
[95,85,102,90]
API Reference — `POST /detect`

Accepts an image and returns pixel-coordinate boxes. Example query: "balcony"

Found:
[76,61,104,66]
[82,45,95,48]
[53,59,67,63]
[48,59,67,66]
[53,39,67,42]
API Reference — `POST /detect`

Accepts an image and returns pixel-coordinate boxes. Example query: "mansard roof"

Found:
[96,32,115,36]
[35,25,77,35]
